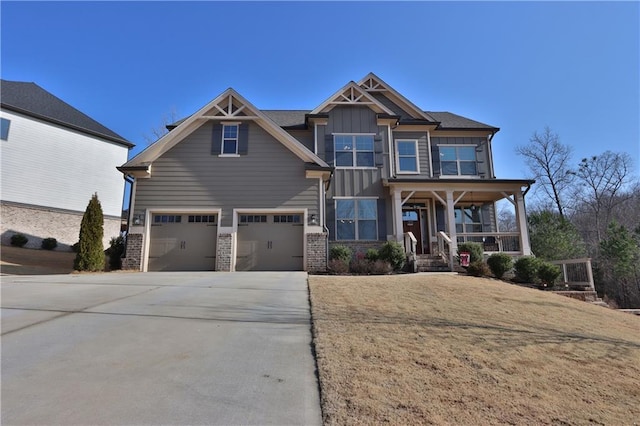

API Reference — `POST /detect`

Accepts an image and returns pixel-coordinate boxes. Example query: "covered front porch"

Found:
[383,178,535,270]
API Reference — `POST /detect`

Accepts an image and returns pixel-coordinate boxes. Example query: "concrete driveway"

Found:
[1,272,321,426]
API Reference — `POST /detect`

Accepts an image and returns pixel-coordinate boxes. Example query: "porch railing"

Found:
[456,232,522,254]
[437,231,453,269]
[549,258,595,291]
[404,232,417,256]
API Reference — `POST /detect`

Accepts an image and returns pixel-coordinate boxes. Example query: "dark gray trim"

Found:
[384,178,535,185]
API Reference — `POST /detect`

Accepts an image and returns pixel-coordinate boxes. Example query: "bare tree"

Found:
[572,151,634,243]
[143,107,180,145]
[516,127,574,219]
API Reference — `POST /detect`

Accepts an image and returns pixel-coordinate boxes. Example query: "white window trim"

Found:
[333,133,377,170]
[335,197,378,241]
[222,123,239,155]
[438,144,478,177]
[395,139,420,174]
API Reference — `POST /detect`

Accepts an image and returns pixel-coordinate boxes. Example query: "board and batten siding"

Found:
[430,136,490,178]
[318,106,390,241]
[391,131,431,177]
[0,109,128,217]
[134,122,319,227]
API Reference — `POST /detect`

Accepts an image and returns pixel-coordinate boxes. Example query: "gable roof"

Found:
[122,88,328,169]
[310,81,395,115]
[0,79,133,147]
[427,111,498,131]
[358,73,434,121]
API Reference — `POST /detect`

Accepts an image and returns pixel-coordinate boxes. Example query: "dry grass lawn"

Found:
[309,274,640,425]
[0,245,75,275]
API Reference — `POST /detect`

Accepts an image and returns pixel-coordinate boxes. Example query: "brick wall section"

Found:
[306,232,327,272]
[122,233,143,270]
[1,202,120,250]
[216,233,233,271]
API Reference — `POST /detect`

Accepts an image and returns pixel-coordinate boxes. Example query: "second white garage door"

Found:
[148,213,218,271]
[236,214,304,271]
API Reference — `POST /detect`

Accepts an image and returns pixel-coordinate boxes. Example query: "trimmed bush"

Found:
[10,233,28,247]
[105,236,125,270]
[379,241,405,271]
[365,248,379,262]
[514,256,541,283]
[330,245,353,263]
[328,258,349,275]
[371,260,393,275]
[457,242,484,264]
[350,257,371,274]
[74,193,105,272]
[487,253,513,279]
[537,261,561,287]
[467,261,490,277]
[41,237,58,250]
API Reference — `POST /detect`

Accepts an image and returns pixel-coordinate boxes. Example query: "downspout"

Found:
[323,174,333,269]
[122,175,134,257]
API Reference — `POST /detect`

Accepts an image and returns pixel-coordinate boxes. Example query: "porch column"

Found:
[392,189,403,242]
[446,190,458,267]
[515,192,532,255]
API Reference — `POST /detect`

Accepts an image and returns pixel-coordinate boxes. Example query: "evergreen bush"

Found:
[74,193,105,272]
[537,261,561,287]
[378,241,405,271]
[329,245,352,263]
[514,256,541,283]
[457,242,484,264]
[365,248,379,262]
[106,236,125,270]
[41,237,58,250]
[487,253,513,279]
[467,261,490,277]
[10,233,28,247]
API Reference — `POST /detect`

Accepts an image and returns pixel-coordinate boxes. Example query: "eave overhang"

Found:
[305,163,334,180]
[117,164,151,179]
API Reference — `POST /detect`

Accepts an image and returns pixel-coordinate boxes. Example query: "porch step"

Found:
[415,255,451,272]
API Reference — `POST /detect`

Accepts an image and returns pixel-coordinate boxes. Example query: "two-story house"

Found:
[1,80,133,250]
[119,73,533,272]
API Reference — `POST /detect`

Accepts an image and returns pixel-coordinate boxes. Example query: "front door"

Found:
[402,210,423,254]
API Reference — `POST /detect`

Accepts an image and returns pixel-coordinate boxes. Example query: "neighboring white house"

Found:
[1,80,133,249]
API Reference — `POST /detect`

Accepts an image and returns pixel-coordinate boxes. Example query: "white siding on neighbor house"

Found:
[0,109,129,217]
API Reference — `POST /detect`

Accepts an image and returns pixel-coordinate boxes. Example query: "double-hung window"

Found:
[396,140,419,173]
[0,118,10,141]
[334,134,374,168]
[439,145,477,176]
[335,198,377,240]
[222,124,239,155]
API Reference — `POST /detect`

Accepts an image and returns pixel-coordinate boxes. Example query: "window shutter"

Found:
[374,134,384,167]
[431,145,440,176]
[211,123,222,155]
[238,123,249,155]
[377,199,386,241]
[324,134,334,166]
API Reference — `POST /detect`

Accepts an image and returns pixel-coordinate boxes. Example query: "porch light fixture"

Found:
[309,214,318,226]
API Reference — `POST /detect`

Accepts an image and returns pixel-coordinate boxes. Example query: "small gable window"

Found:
[396,140,419,173]
[222,124,239,155]
[1,118,10,141]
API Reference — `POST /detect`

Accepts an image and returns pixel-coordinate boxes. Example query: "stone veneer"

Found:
[216,233,233,271]
[306,232,328,272]
[1,201,120,250]
[122,233,143,270]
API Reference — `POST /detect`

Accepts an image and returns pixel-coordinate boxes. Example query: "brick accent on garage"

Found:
[216,233,233,271]
[122,233,143,270]
[306,232,328,272]
[1,201,121,250]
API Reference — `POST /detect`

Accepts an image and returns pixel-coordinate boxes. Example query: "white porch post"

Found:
[515,192,532,255]
[392,189,403,242]
[446,190,458,267]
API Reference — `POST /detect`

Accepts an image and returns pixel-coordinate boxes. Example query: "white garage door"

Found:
[236,214,304,271]
[148,214,217,271]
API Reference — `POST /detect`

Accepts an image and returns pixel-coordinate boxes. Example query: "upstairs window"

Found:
[222,124,239,155]
[440,145,477,176]
[1,118,10,141]
[335,198,377,240]
[396,140,419,173]
[334,134,375,168]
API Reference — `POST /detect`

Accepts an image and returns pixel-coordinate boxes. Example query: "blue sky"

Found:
[2,1,639,183]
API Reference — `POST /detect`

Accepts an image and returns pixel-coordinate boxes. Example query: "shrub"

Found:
[537,261,561,287]
[74,193,105,272]
[486,253,513,279]
[457,242,484,264]
[10,233,28,247]
[514,256,541,283]
[379,241,405,271]
[330,245,352,263]
[350,257,372,274]
[71,242,80,253]
[467,261,490,277]
[105,236,125,270]
[328,258,349,275]
[41,237,58,250]
[365,248,379,262]
[370,260,393,275]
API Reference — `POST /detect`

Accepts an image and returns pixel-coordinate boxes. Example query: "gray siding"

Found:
[135,122,319,227]
[392,131,430,177]
[287,129,314,152]
[430,137,490,178]
[370,92,414,120]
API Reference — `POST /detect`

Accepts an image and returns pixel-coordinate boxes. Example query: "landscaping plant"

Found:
[330,245,353,263]
[106,235,125,270]
[378,241,405,271]
[10,233,28,247]
[466,261,490,277]
[457,242,484,264]
[487,252,513,279]
[514,256,541,283]
[41,237,58,250]
[74,193,105,272]
[537,261,561,287]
